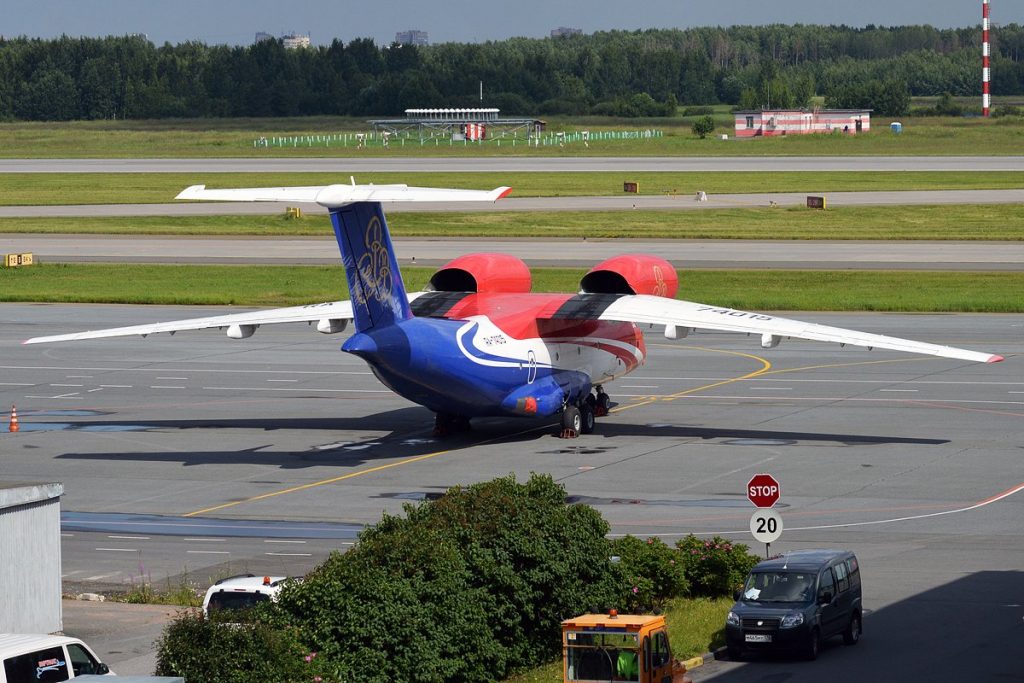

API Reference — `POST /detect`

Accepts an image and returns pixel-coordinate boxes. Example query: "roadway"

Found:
[1,303,1021,682]
[3,233,1022,270]
[4,156,1024,172]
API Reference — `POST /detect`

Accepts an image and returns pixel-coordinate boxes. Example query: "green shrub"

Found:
[609,536,688,611]
[676,535,760,598]
[682,106,714,116]
[691,115,716,138]
[155,609,319,683]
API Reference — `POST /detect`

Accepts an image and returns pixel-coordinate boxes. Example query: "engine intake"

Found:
[580,254,678,298]
[427,253,531,293]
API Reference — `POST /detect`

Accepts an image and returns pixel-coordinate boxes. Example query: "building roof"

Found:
[0,481,63,509]
[734,108,872,115]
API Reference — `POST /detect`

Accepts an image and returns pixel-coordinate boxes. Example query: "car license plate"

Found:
[745,634,772,643]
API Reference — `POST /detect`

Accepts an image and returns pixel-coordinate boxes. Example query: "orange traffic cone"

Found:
[9,404,19,433]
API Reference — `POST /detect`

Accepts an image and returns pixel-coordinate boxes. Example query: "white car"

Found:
[201,574,291,617]
[0,634,113,682]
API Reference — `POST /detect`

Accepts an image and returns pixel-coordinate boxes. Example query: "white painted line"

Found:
[108,535,151,540]
[99,384,132,388]
[156,376,188,380]
[267,379,299,383]
[186,550,231,555]
[150,385,186,389]
[50,383,83,387]
[0,382,34,386]
[87,388,104,393]
[66,375,93,379]
[84,574,117,581]
[264,539,307,544]
[61,533,74,538]
[27,394,83,400]
[203,386,390,394]
[265,552,313,557]
[879,389,919,393]
[183,537,226,542]
[95,547,136,552]
[61,570,84,577]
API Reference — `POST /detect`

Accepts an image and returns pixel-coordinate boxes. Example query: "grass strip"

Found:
[2,204,1022,240]
[2,171,1023,206]
[3,264,1021,312]
[506,597,732,683]
[2,116,1024,158]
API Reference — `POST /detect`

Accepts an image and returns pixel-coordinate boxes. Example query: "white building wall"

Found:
[0,483,64,633]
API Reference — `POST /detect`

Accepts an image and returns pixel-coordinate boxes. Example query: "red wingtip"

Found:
[987,355,1005,363]
[497,187,513,200]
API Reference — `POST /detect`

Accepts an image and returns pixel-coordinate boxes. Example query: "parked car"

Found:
[202,574,291,618]
[0,634,112,682]
[725,549,862,660]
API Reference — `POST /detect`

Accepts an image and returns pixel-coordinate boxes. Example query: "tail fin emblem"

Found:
[353,216,393,305]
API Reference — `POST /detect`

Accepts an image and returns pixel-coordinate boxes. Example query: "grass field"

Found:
[3,264,1021,312]
[2,171,1024,206]
[1,115,1023,158]
[3,203,1022,240]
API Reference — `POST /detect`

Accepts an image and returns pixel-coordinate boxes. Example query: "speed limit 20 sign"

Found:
[749,508,783,544]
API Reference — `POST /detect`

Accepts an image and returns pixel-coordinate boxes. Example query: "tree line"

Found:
[1,24,1023,121]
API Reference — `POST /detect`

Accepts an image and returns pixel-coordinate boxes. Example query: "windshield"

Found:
[565,631,639,682]
[207,591,270,612]
[742,571,816,603]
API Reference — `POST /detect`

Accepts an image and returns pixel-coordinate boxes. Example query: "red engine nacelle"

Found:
[427,253,532,293]
[580,254,678,298]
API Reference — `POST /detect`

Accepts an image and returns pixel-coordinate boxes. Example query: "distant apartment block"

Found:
[395,30,429,46]
[255,31,311,49]
[550,27,582,38]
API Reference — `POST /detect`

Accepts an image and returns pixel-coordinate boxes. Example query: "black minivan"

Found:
[725,549,862,660]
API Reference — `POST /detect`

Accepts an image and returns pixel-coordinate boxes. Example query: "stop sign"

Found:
[747,473,781,508]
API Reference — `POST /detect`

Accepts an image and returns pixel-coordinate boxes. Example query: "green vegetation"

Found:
[2,203,1022,240]
[4,264,1021,312]
[155,474,757,683]
[4,171,1024,206]
[3,117,1024,157]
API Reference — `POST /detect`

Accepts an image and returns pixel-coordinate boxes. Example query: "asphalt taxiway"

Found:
[2,304,1021,681]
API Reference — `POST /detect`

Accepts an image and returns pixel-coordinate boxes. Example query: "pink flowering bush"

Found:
[675,535,760,597]
[608,535,689,611]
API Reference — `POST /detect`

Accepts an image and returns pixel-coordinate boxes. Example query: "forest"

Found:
[1,24,1023,121]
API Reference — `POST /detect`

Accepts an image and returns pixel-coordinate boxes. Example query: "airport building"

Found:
[734,108,871,137]
[395,30,429,46]
[369,108,545,140]
[1,482,64,633]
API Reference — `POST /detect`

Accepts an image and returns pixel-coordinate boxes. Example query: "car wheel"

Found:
[843,613,861,645]
[804,628,820,661]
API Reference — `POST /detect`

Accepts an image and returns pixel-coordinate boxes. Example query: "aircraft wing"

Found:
[22,300,358,345]
[176,183,512,208]
[594,295,1003,364]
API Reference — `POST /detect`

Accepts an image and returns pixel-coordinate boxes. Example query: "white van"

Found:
[202,574,290,617]
[0,634,112,682]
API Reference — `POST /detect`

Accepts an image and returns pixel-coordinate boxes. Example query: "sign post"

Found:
[746,473,782,556]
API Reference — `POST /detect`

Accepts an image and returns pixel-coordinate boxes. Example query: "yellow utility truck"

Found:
[561,611,692,683]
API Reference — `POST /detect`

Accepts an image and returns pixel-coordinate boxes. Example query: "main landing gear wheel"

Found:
[433,412,471,438]
[594,386,611,417]
[579,402,595,434]
[560,405,582,438]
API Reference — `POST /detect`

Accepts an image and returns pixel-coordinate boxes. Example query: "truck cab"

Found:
[561,611,691,683]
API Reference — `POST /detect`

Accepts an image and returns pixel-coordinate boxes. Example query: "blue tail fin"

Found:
[329,202,412,332]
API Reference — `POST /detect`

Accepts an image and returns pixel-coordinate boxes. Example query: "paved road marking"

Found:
[266,552,313,557]
[150,385,186,389]
[186,550,230,555]
[95,547,136,552]
[108,535,150,540]
[183,537,226,542]
[264,539,306,544]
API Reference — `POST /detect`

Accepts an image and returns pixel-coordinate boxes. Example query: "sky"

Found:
[4,0,1022,47]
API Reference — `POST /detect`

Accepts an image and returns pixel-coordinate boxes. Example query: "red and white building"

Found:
[734,109,871,137]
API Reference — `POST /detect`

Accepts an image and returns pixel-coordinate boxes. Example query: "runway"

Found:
[4,233,1023,270]
[3,303,1021,680]
[5,156,1024,173]
[4,188,1024,218]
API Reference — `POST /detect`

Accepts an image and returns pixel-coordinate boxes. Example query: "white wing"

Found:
[596,295,1003,364]
[176,183,512,208]
[23,300,358,345]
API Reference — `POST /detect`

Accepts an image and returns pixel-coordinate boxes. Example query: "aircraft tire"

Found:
[561,405,582,433]
[580,403,595,434]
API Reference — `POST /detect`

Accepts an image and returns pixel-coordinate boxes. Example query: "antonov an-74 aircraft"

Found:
[24,182,1003,437]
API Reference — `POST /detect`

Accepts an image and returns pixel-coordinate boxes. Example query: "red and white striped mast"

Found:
[982,0,991,117]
